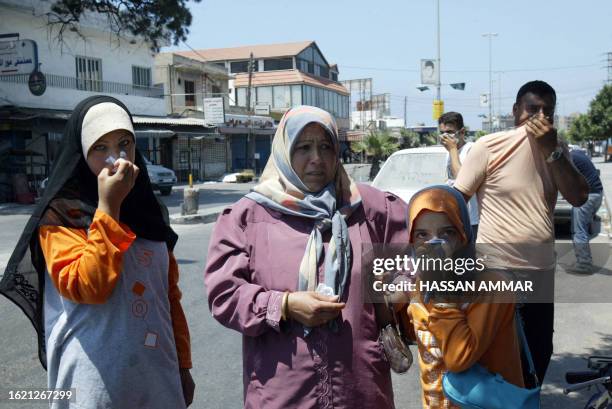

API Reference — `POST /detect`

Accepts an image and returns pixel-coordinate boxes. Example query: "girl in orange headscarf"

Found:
[405,185,523,409]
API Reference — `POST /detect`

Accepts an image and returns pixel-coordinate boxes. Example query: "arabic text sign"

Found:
[203,97,225,124]
[0,39,38,75]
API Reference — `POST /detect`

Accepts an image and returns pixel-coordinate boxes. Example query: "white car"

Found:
[373,145,601,238]
[144,158,177,196]
[38,158,178,197]
[371,146,449,203]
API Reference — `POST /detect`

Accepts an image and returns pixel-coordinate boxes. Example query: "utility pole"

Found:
[482,33,498,132]
[404,96,408,127]
[497,71,502,126]
[246,52,254,170]
[435,0,441,101]
[607,52,612,84]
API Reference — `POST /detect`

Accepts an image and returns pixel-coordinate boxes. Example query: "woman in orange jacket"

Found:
[1,96,194,409]
[404,186,523,409]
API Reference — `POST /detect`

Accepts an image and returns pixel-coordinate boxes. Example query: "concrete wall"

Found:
[0,2,164,115]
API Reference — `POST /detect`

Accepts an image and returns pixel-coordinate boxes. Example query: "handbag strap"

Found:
[515,309,539,386]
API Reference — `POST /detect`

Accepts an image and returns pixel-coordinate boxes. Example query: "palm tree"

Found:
[353,130,400,180]
[399,129,421,149]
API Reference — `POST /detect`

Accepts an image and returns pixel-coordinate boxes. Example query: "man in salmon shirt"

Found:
[453,80,589,388]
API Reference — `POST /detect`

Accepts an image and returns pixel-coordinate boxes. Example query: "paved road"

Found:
[0,174,610,408]
[161,182,255,216]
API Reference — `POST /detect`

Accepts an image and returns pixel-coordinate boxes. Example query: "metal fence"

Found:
[0,73,164,98]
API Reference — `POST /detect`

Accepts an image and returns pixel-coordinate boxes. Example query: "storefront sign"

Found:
[203,97,225,124]
[0,39,38,75]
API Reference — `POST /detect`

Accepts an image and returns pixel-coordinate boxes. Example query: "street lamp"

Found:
[435,0,441,101]
[482,32,498,132]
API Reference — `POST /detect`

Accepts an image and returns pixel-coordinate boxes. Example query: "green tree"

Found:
[587,84,612,141]
[353,131,399,180]
[421,132,438,146]
[399,129,420,148]
[567,114,593,144]
[48,0,200,51]
[474,130,488,140]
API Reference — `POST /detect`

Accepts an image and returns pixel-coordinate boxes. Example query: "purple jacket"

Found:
[204,184,408,409]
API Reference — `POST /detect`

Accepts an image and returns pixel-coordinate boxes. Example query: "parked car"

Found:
[144,158,177,196]
[371,146,599,237]
[568,144,588,155]
[371,146,449,203]
[38,159,178,197]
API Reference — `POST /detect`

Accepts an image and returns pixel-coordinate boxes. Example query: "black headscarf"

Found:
[0,96,178,369]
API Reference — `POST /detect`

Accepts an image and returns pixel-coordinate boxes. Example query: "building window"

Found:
[318,65,329,79]
[297,58,315,74]
[132,66,151,88]
[332,93,338,116]
[297,59,314,74]
[256,86,273,106]
[75,56,102,91]
[230,61,250,74]
[331,72,338,82]
[273,85,291,109]
[291,85,302,106]
[213,62,226,71]
[237,87,247,107]
[184,80,195,107]
[297,59,307,72]
[302,85,310,105]
[263,58,293,71]
[316,87,324,108]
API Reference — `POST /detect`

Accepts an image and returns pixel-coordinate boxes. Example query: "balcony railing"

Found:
[0,73,164,98]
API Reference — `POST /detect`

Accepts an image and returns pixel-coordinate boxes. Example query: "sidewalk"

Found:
[168,181,256,225]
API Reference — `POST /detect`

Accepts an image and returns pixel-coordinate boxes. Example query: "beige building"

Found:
[176,41,350,129]
[154,52,230,115]
[174,41,350,171]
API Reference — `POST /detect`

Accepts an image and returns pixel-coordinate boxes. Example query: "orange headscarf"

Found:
[407,186,469,245]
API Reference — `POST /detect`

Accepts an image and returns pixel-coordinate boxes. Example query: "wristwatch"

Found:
[546,144,564,163]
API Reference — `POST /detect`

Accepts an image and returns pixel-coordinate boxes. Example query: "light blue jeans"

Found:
[571,193,603,265]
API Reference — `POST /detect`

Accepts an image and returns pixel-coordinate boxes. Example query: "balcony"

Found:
[0,73,163,98]
[0,73,166,116]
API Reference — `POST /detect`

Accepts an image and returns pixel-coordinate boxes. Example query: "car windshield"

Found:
[373,152,448,191]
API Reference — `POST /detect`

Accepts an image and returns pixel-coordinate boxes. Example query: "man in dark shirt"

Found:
[570,149,604,273]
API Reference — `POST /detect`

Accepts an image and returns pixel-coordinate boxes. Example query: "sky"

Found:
[165,0,612,130]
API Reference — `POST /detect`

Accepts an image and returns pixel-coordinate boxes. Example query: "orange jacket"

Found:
[407,300,523,409]
[39,209,191,368]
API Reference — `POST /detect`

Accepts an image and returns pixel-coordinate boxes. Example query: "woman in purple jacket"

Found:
[204,106,408,409]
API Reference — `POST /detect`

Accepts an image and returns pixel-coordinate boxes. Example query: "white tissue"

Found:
[105,151,127,165]
[316,283,335,297]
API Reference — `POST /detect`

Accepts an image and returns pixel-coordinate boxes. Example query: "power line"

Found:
[341,63,600,74]
[181,40,210,62]
[386,84,604,102]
